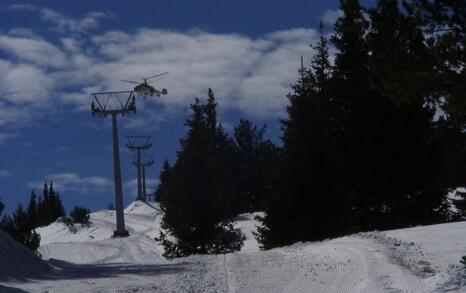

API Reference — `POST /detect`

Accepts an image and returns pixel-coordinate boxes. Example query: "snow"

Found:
[233,212,264,252]
[0,229,50,283]
[37,201,165,264]
[2,200,466,292]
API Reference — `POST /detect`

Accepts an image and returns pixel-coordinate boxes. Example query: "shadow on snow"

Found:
[0,259,189,284]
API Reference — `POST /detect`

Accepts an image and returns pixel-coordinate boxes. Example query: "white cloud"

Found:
[0,34,66,68]
[0,62,56,104]
[27,173,113,194]
[321,9,343,25]
[0,6,322,128]
[0,101,34,126]
[0,170,11,177]
[82,28,317,118]
[6,4,113,33]
[0,132,18,144]
[5,4,36,11]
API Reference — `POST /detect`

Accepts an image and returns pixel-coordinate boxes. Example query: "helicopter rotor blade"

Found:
[146,75,168,84]
[145,72,169,81]
[121,80,140,84]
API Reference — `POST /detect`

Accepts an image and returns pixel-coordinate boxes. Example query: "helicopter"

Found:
[121,72,168,98]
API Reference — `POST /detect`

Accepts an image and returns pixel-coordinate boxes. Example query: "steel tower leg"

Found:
[136,149,143,200]
[142,165,147,202]
[111,113,128,237]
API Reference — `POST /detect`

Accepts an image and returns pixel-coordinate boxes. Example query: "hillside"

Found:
[0,229,51,289]
[36,201,261,264]
[1,201,466,292]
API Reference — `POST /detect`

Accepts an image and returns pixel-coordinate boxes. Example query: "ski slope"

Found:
[1,201,466,292]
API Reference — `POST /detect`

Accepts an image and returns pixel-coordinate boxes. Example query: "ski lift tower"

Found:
[133,155,154,202]
[91,90,136,237]
[126,136,152,201]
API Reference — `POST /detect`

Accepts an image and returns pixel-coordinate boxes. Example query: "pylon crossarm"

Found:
[91,91,135,116]
[126,135,152,149]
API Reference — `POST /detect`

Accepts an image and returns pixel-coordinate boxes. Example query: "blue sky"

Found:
[0,0,375,215]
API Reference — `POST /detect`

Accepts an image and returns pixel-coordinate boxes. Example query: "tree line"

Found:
[0,181,93,254]
[155,0,466,257]
[0,182,66,253]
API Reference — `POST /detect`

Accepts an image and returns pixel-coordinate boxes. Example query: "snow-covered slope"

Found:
[37,201,166,263]
[37,201,262,264]
[0,230,50,282]
[3,201,466,292]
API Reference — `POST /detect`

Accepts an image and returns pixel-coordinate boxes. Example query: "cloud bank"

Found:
[27,172,112,194]
[0,6,320,129]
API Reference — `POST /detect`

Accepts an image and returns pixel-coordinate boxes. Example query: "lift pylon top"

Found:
[91,91,136,117]
[126,135,152,150]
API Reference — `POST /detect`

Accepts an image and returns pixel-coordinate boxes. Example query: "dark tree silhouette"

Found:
[233,119,278,213]
[257,22,356,249]
[1,204,40,254]
[156,90,244,258]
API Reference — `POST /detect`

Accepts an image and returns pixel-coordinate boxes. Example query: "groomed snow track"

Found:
[226,236,421,293]
[2,201,466,292]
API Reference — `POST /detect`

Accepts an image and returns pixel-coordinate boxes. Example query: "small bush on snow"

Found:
[70,206,91,225]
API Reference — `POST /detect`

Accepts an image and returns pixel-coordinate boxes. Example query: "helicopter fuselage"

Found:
[134,83,158,96]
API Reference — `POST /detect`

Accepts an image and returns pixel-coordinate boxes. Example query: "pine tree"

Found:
[0,198,4,217]
[368,0,465,221]
[27,190,38,227]
[48,182,57,222]
[156,90,244,258]
[257,22,356,249]
[370,0,465,124]
[155,160,172,207]
[38,182,50,226]
[1,204,41,254]
[367,0,431,105]
[327,0,449,230]
[36,181,66,227]
[70,206,91,225]
[233,120,278,213]
[54,191,66,219]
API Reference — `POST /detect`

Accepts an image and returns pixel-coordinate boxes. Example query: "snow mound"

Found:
[124,200,162,216]
[37,201,262,264]
[0,230,49,281]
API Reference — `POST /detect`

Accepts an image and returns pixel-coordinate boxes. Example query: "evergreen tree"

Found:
[27,190,38,227]
[367,0,431,105]
[331,0,398,230]
[155,160,172,207]
[0,198,4,217]
[48,182,58,222]
[38,182,50,226]
[70,206,91,225]
[329,0,449,229]
[156,90,244,258]
[1,204,40,254]
[370,0,465,124]
[233,119,278,213]
[54,192,66,219]
[257,22,355,249]
[36,181,66,227]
